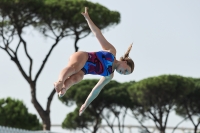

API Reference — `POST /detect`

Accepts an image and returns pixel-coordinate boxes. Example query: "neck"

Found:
[113,59,120,70]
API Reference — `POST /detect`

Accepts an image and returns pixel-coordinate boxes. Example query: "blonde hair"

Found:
[120,43,135,73]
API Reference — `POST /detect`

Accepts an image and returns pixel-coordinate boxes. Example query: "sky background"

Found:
[0,0,200,133]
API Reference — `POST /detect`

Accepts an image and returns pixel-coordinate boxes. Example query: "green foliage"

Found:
[0,0,42,25]
[175,78,200,117]
[59,79,132,108]
[62,107,96,130]
[60,79,102,131]
[37,0,120,36]
[59,79,98,106]
[0,0,120,35]
[0,97,42,130]
[128,75,193,108]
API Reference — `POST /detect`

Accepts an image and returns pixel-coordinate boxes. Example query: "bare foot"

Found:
[54,81,63,93]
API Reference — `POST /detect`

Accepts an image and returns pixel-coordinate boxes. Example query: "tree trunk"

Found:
[194,126,197,133]
[42,113,51,130]
[30,82,56,130]
[160,128,165,133]
[92,117,101,133]
[74,34,79,52]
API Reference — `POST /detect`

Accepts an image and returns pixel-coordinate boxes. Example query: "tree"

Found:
[100,81,134,133]
[0,0,120,130]
[128,75,194,133]
[0,97,42,130]
[175,78,200,133]
[36,0,120,52]
[60,79,133,133]
[62,108,99,133]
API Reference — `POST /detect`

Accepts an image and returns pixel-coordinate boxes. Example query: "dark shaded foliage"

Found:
[128,75,194,133]
[0,97,42,130]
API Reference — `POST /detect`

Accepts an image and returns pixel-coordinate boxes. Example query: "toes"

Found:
[58,88,66,97]
[61,88,66,94]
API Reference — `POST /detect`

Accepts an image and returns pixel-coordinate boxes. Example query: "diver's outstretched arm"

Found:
[81,7,116,55]
[79,76,113,116]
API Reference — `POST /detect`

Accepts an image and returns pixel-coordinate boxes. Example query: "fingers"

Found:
[85,7,88,13]
[59,88,66,96]
[79,104,85,116]
[79,109,83,116]
[81,7,88,16]
[58,89,63,95]
[79,111,82,116]
[79,109,84,116]
[79,108,83,116]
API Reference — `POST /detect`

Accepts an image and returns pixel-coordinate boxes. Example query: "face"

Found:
[116,61,131,75]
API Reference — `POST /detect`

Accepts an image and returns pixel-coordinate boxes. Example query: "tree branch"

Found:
[131,110,151,133]
[34,36,60,82]
[185,104,196,126]
[164,111,169,128]
[172,116,189,133]
[18,32,33,81]
[11,55,29,82]
[101,111,115,133]
[120,108,127,133]
[46,88,56,113]
[149,110,160,130]
[79,32,90,39]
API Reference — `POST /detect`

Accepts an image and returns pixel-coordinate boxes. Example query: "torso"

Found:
[81,51,115,76]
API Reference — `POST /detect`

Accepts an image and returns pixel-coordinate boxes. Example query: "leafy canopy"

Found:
[0,97,42,130]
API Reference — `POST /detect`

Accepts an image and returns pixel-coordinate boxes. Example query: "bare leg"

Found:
[59,70,85,97]
[54,66,76,93]
[54,51,88,93]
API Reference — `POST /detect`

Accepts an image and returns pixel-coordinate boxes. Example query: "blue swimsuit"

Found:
[81,51,115,76]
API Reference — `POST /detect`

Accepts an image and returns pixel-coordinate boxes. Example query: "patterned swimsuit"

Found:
[81,51,115,76]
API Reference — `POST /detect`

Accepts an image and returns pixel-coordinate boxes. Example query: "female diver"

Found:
[54,7,134,116]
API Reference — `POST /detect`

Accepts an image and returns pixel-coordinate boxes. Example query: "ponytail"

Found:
[120,43,134,73]
[120,43,133,61]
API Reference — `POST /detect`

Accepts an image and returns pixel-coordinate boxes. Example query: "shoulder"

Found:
[109,47,116,57]
[102,49,116,57]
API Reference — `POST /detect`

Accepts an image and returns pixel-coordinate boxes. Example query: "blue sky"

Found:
[0,0,200,132]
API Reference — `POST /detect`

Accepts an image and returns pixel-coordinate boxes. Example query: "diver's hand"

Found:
[81,7,90,20]
[79,104,86,116]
